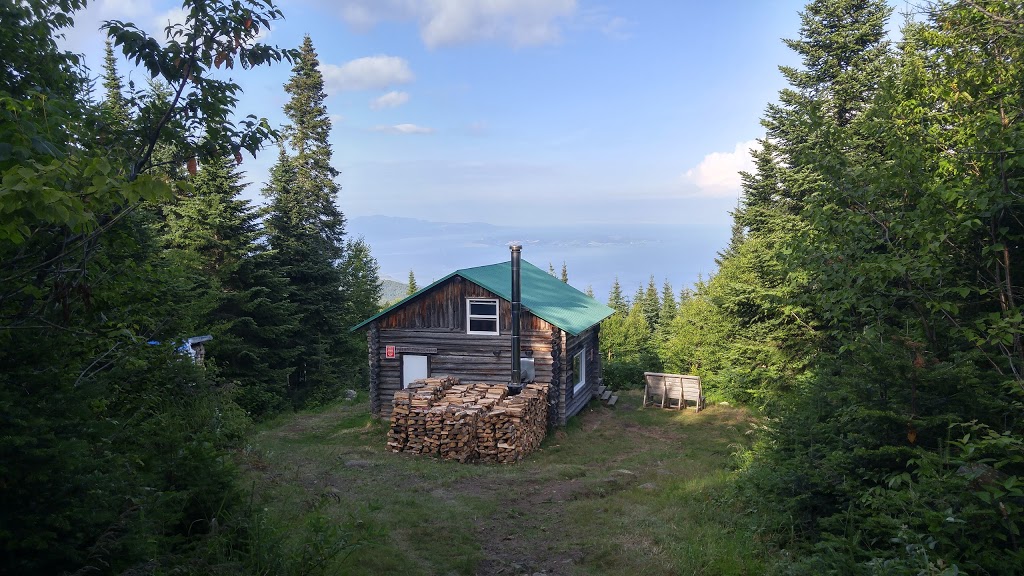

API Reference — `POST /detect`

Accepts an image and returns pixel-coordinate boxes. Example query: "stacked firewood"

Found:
[439,406,482,462]
[387,376,455,452]
[386,376,549,463]
[479,383,549,463]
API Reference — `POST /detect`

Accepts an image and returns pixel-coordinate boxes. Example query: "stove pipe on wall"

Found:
[509,243,522,394]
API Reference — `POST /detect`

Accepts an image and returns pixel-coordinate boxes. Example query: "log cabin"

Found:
[352,255,614,427]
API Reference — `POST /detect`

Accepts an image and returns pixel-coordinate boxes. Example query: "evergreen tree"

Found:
[99,40,130,133]
[716,216,746,264]
[560,261,568,283]
[658,279,677,328]
[164,154,296,416]
[680,0,895,409]
[599,300,661,388]
[339,237,382,385]
[263,35,350,405]
[0,1,296,571]
[407,270,418,294]
[607,277,628,313]
[341,237,381,324]
[548,262,556,276]
[585,285,594,298]
[782,0,892,128]
[678,286,692,306]
[660,278,731,378]
[632,284,645,316]
[641,275,660,331]
[601,304,652,362]
[164,154,250,270]
[699,1,1024,571]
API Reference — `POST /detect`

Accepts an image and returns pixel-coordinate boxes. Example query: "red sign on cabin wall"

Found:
[385,345,396,359]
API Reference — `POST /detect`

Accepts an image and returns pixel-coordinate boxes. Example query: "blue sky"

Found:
[62,0,824,230]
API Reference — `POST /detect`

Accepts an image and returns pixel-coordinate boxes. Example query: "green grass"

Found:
[237,391,768,575]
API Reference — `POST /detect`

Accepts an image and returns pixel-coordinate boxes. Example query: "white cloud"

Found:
[322,0,577,48]
[394,123,433,134]
[328,0,411,29]
[373,123,435,134]
[683,140,761,197]
[370,90,410,110]
[420,0,576,48]
[320,56,414,93]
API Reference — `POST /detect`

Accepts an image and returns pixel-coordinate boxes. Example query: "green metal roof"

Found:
[352,259,614,336]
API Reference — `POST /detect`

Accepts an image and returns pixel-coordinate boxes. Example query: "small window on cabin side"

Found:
[572,348,585,393]
[467,299,499,335]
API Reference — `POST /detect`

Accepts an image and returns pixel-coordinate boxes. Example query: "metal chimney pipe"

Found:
[510,243,522,394]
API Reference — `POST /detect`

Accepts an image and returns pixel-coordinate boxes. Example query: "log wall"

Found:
[549,325,563,426]
[367,322,381,415]
[375,327,554,397]
[377,277,550,333]
[563,324,601,423]
[365,274,603,426]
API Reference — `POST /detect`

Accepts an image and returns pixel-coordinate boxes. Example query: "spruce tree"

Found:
[658,279,677,328]
[599,299,661,388]
[99,40,130,133]
[585,285,594,298]
[607,277,628,313]
[164,155,296,416]
[641,275,660,331]
[678,286,692,306]
[560,261,568,283]
[164,154,250,271]
[341,237,382,326]
[718,3,1024,571]
[782,0,892,128]
[407,270,418,294]
[632,285,645,315]
[339,237,382,385]
[0,1,297,570]
[264,35,349,405]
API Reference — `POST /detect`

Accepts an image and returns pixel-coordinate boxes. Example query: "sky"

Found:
[61,0,820,231]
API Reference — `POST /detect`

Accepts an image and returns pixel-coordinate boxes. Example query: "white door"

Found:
[402,355,429,389]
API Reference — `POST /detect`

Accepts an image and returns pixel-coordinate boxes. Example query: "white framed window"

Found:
[572,348,586,393]
[467,298,499,335]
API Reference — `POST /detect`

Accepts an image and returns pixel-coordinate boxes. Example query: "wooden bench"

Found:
[643,372,706,412]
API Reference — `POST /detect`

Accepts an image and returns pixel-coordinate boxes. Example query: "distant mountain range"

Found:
[380,278,408,305]
[349,215,730,303]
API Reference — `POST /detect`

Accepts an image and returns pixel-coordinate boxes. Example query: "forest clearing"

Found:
[239,392,765,575]
[5,1,1023,574]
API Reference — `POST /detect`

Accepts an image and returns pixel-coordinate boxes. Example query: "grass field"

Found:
[237,391,768,575]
